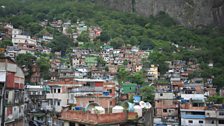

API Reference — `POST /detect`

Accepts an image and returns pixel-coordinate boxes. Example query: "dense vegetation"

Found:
[0,0,224,88]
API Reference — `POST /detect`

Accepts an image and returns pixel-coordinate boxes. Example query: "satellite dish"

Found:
[145,102,152,109]
[8,114,13,119]
[139,101,146,108]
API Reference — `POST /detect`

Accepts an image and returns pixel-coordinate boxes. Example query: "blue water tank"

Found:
[103,91,110,96]
[133,96,141,103]
[75,106,82,110]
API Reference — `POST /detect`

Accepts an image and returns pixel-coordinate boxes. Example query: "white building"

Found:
[12,34,37,45]
[11,28,37,46]
[46,86,69,112]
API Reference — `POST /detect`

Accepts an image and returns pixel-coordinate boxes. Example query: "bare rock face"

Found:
[212,0,224,26]
[94,0,224,27]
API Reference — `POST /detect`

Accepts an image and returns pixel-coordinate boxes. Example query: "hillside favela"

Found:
[0,0,224,126]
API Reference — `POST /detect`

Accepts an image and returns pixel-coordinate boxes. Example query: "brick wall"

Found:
[76,97,116,108]
[155,99,178,109]
[60,110,128,124]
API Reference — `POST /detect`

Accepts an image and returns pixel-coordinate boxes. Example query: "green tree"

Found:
[0,39,13,48]
[140,86,155,103]
[117,66,130,84]
[37,56,50,80]
[77,31,90,42]
[28,22,42,35]
[208,95,224,104]
[129,36,138,46]
[110,37,124,49]
[97,56,106,67]
[48,33,73,53]
[97,31,110,42]
[16,53,36,83]
[213,75,224,89]
[123,59,128,66]
[130,71,145,85]
[139,38,153,50]
[154,11,176,27]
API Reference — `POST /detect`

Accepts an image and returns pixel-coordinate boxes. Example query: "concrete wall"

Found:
[75,96,116,108]
[155,92,175,100]
[46,93,68,112]
[181,118,205,126]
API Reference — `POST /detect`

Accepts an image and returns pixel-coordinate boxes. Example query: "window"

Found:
[110,101,112,105]
[107,89,112,93]
[160,93,163,96]
[188,120,193,123]
[199,120,203,124]
[219,112,224,116]
[89,101,94,103]
[50,100,53,105]
[211,120,214,124]
[54,89,56,93]
[58,89,61,93]
[219,120,224,124]
[57,101,60,106]
[163,109,167,113]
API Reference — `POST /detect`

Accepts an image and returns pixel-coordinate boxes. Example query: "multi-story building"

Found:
[154,92,179,126]
[12,34,36,46]
[46,79,116,113]
[147,64,159,81]
[25,85,50,124]
[0,57,25,126]
[180,94,207,126]
[205,106,224,126]
[69,79,116,109]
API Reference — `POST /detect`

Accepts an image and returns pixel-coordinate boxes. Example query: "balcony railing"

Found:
[70,86,104,92]
[180,103,207,110]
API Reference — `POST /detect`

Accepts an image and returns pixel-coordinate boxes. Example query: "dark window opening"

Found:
[199,120,203,124]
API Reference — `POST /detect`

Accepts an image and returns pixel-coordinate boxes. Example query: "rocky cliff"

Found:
[94,0,224,27]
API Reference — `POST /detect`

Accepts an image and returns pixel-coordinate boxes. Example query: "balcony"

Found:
[180,103,207,110]
[46,93,68,100]
[218,111,224,119]
[181,114,206,119]
[70,86,104,92]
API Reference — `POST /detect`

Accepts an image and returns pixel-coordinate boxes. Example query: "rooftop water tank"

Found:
[112,106,124,113]
[134,105,142,117]
[91,106,105,114]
